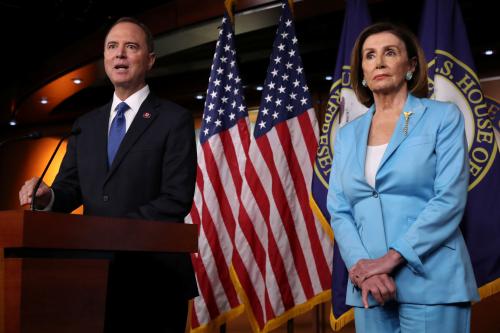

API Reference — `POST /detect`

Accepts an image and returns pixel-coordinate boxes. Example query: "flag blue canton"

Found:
[254,2,312,138]
[200,13,247,144]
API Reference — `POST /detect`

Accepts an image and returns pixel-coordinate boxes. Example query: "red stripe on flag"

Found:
[258,129,316,300]
[190,298,201,328]
[238,158,268,272]
[276,117,332,290]
[255,134,305,307]
[232,249,269,326]
[189,189,221,320]
[238,119,251,153]
[202,141,236,237]
[200,146,240,308]
[297,111,319,166]
[191,252,220,319]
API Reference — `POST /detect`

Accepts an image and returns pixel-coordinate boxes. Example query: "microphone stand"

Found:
[31,129,80,211]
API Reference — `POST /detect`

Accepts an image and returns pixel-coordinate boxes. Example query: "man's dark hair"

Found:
[106,17,155,53]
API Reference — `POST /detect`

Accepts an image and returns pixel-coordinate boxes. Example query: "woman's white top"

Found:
[365,143,388,188]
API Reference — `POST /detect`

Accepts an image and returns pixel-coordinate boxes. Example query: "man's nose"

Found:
[115,46,126,58]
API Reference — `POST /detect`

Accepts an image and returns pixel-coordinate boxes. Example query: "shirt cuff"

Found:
[390,238,425,276]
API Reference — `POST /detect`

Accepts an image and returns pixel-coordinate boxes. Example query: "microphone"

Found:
[31,128,81,211]
[0,131,42,148]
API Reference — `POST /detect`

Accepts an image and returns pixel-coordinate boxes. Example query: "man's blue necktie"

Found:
[108,102,129,167]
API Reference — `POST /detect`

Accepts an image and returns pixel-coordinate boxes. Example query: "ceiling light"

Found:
[72,78,83,84]
[9,119,17,126]
[325,75,333,81]
[484,49,494,56]
[40,97,48,104]
[195,94,204,100]
[256,85,264,91]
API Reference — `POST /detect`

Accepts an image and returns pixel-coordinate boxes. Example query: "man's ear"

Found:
[148,52,156,70]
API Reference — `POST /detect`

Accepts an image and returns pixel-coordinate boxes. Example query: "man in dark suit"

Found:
[19,17,197,333]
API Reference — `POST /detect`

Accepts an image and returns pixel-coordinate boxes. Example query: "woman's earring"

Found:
[362,79,367,87]
[405,71,413,81]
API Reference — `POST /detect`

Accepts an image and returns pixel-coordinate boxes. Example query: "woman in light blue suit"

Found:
[327,22,478,332]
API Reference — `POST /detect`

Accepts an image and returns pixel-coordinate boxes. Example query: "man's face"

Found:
[104,22,155,92]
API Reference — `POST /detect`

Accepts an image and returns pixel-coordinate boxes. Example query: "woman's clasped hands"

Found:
[349,249,405,308]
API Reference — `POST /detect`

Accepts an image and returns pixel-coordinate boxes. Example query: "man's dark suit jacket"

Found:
[51,92,198,300]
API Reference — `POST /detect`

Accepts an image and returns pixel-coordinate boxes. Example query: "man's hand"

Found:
[19,177,52,209]
[349,250,404,287]
[360,273,397,308]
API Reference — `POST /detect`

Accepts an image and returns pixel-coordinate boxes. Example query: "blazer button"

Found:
[103,195,109,202]
[372,191,379,198]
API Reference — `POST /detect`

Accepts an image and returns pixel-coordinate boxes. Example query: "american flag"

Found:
[186,12,249,332]
[234,2,333,331]
[310,0,371,330]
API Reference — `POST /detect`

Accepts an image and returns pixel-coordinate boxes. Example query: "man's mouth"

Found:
[114,64,129,71]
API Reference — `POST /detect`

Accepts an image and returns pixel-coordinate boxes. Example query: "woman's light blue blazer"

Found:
[327,94,479,307]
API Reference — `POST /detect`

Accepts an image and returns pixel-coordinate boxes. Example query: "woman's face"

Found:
[361,31,415,96]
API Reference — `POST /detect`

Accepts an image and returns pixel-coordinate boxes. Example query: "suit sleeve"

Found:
[390,104,469,275]
[327,128,371,269]
[51,121,83,213]
[128,108,197,222]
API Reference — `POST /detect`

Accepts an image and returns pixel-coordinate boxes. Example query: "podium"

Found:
[0,210,198,333]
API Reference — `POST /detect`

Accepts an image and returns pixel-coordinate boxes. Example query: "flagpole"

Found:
[287,0,294,16]
[219,4,235,333]
[287,4,295,333]
[286,3,296,331]
[224,0,235,23]
[315,304,321,333]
